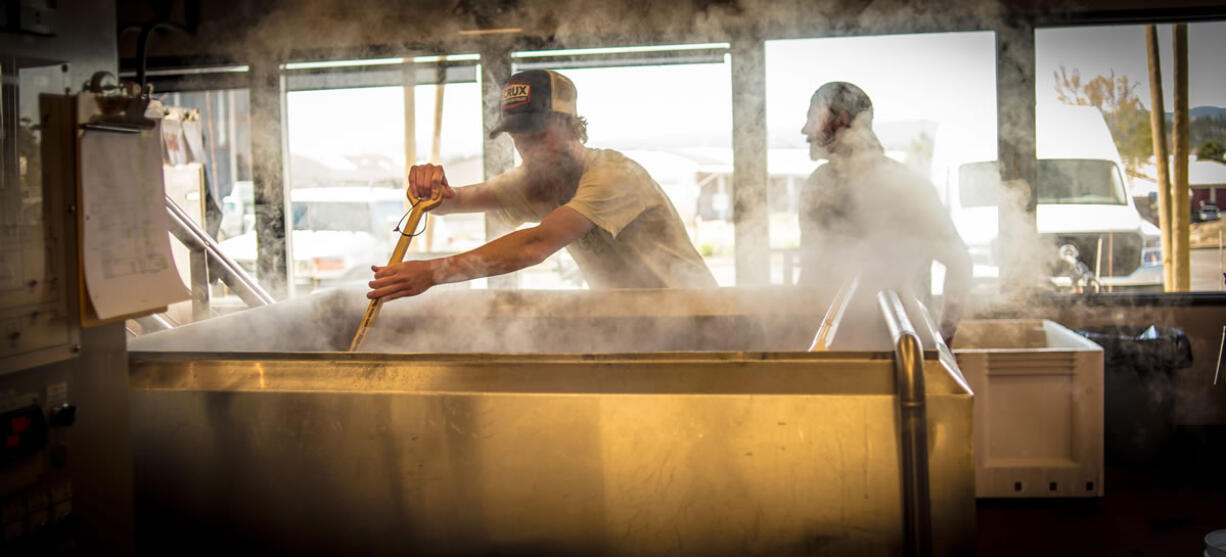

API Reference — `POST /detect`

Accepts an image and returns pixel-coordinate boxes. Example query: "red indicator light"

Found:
[12,416,30,433]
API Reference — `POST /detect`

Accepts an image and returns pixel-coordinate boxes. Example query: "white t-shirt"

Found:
[798,130,971,349]
[486,148,717,289]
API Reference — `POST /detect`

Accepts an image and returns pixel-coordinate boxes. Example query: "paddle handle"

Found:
[348,202,431,352]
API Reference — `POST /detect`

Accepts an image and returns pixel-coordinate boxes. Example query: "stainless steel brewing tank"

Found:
[128,287,975,556]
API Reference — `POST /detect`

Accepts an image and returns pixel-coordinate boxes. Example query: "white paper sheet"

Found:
[79,103,190,320]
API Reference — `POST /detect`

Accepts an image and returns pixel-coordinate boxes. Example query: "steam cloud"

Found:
[140,0,1130,352]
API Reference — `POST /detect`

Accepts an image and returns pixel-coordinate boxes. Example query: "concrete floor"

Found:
[977,426,1226,556]
[1192,247,1226,292]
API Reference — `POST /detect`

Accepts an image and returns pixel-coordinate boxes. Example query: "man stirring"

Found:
[798,81,972,346]
[367,69,716,301]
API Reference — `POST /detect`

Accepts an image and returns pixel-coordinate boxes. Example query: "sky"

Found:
[764,31,997,148]
[1036,22,1226,112]
[283,21,1226,171]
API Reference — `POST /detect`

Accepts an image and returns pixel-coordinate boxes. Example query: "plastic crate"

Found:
[954,319,1104,498]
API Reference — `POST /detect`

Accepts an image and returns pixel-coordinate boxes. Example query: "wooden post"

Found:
[423,62,447,252]
[1171,23,1191,291]
[1145,25,1173,291]
[403,56,417,184]
[402,57,418,248]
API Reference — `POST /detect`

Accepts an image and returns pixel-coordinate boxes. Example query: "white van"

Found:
[930,103,1163,293]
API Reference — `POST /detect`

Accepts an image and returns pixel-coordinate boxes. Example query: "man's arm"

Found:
[930,215,973,345]
[905,172,973,345]
[430,182,501,215]
[406,163,503,215]
[367,206,594,301]
[938,240,972,342]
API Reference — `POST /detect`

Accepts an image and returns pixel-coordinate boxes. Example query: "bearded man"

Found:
[367,69,716,301]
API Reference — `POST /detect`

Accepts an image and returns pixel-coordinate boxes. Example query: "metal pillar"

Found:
[731,36,770,287]
[995,22,1038,293]
[480,43,518,289]
[249,58,290,299]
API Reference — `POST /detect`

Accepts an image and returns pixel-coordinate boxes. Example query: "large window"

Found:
[1036,22,1226,292]
[507,44,735,286]
[153,86,255,320]
[161,89,254,239]
[764,32,998,286]
[278,57,483,295]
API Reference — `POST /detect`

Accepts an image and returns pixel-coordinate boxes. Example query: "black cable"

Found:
[393,210,429,238]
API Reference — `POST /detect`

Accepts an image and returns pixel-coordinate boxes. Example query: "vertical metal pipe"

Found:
[1172,23,1191,291]
[731,35,769,286]
[1146,25,1174,290]
[877,290,933,557]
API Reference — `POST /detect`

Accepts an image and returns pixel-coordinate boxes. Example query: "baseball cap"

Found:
[488,69,578,139]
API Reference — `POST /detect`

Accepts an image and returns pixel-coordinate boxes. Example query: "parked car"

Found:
[1196,204,1220,223]
[218,180,254,240]
[219,186,453,288]
[931,103,1163,293]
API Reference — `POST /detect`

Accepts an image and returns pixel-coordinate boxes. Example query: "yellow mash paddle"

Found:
[348,187,447,352]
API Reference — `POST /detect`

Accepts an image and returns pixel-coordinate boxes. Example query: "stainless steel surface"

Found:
[165,193,274,308]
[878,290,934,557]
[133,313,174,332]
[129,287,974,556]
[130,351,973,556]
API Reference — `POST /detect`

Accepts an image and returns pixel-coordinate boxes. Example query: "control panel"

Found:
[0,386,77,553]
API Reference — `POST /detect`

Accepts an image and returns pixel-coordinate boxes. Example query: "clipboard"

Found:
[72,72,189,327]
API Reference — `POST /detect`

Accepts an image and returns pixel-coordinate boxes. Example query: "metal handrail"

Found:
[134,313,176,333]
[165,195,275,309]
[877,289,933,557]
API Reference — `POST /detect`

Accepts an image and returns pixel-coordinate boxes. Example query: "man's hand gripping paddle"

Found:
[348,187,447,352]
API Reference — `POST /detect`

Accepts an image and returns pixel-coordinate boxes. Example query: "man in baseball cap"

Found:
[487,69,579,138]
[367,69,716,301]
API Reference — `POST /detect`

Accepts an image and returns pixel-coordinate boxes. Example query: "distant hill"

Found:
[1164,106,1226,120]
[1192,106,1226,119]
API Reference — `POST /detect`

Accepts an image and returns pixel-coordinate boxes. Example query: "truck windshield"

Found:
[1036,159,1128,205]
[958,159,1128,207]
